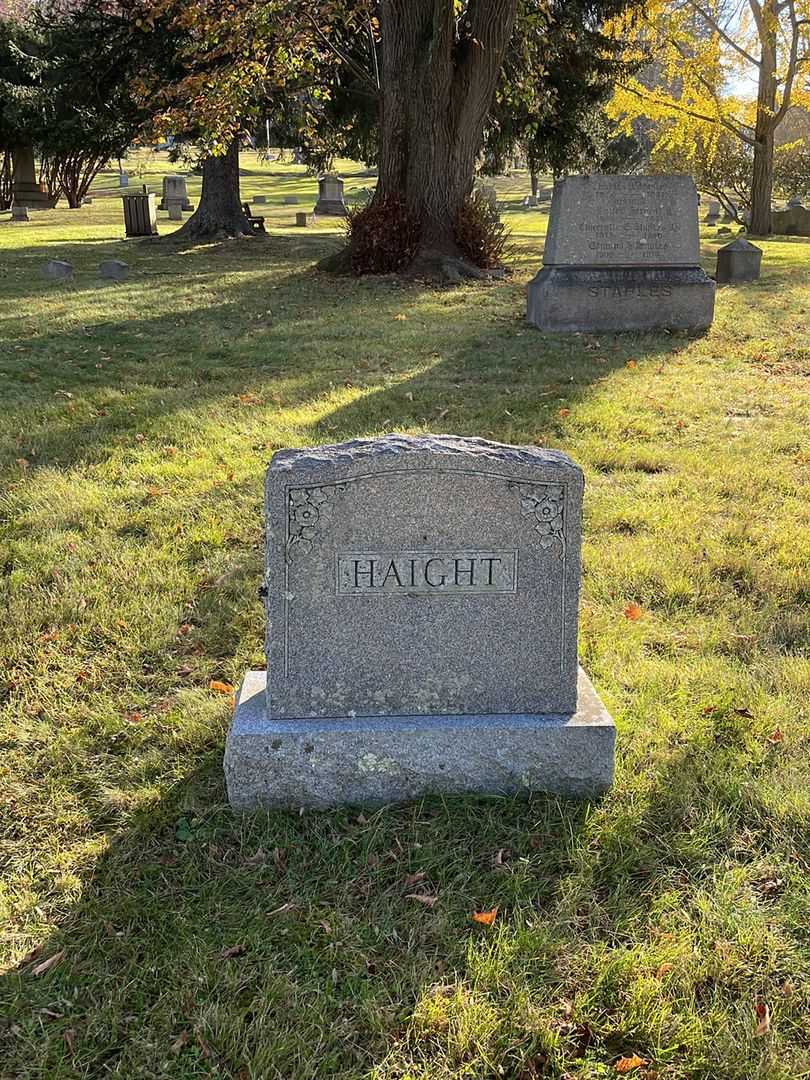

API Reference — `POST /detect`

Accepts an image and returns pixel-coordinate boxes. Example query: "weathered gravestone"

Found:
[295,211,308,227]
[526,175,715,333]
[224,434,615,809]
[11,204,30,221]
[98,259,129,281]
[253,194,267,204]
[42,259,73,280]
[476,183,498,210]
[772,203,810,236]
[283,195,299,205]
[704,199,721,224]
[313,174,347,216]
[716,238,762,284]
[158,174,193,212]
[168,204,183,221]
[11,145,55,209]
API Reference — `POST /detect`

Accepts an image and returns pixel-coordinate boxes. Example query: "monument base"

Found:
[313,199,347,216]
[224,667,615,809]
[527,266,715,333]
[158,199,194,211]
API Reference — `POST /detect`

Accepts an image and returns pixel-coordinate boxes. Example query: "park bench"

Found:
[242,202,266,234]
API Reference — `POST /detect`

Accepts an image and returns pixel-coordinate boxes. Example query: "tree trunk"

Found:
[749,3,777,235]
[530,171,539,199]
[341,0,518,277]
[176,139,253,240]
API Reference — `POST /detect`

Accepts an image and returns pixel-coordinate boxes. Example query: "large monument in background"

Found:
[11,146,57,209]
[527,175,715,333]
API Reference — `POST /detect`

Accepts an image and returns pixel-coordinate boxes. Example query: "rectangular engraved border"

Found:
[334,549,519,597]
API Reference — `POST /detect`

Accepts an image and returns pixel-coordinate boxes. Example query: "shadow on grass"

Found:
[0,233,695,481]
[0,704,799,1079]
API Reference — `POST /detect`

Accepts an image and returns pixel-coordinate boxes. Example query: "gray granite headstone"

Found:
[253,194,267,204]
[42,259,73,280]
[167,203,183,221]
[772,204,810,236]
[295,211,307,227]
[118,172,129,187]
[527,174,715,333]
[313,174,347,216]
[224,434,615,809]
[283,195,299,205]
[704,199,721,223]
[716,238,762,283]
[11,204,29,221]
[786,197,803,208]
[98,259,129,281]
[158,174,193,211]
[476,183,498,210]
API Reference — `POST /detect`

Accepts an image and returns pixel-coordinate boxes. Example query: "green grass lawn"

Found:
[1,152,809,1080]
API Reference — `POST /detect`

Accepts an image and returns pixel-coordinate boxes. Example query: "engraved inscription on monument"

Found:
[527,174,716,332]
[336,550,517,595]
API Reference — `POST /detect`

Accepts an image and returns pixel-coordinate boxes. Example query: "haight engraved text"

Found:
[336,550,517,596]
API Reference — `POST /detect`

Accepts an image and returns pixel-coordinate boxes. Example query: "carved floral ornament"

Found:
[287,484,345,561]
[508,482,565,556]
[286,478,565,561]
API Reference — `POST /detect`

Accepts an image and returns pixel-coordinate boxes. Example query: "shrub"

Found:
[454,191,511,269]
[346,193,421,275]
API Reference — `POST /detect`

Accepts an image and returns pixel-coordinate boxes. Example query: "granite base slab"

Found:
[313,199,347,216]
[527,266,715,333]
[224,667,615,809]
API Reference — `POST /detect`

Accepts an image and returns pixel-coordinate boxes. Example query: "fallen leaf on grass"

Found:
[171,1031,190,1054]
[558,407,571,418]
[403,870,426,887]
[393,313,407,321]
[209,680,235,694]
[31,950,64,976]
[176,664,193,677]
[177,623,192,636]
[624,602,643,621]
[63,1029,76,1055]
[471,907,498,926]
[625,359,638,368]
[615,1054,648,1073]
[220,944,246,959]
[125,711,143,724]
[754,1002,771,1036]
[656,962,673,977]
[766,728,784,745]
[406,893,437,907]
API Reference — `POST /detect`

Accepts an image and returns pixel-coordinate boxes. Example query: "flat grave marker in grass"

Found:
[527,174,716,333]
[225,433,615,809]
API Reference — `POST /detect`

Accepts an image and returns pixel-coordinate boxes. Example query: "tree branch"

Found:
[685,0,761,66]
[620,81,757,145]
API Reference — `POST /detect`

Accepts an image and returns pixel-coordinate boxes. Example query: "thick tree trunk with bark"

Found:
[336,0,518,277]
[749,3,777,235]
[530,171,539,199]
[176,139,253,240]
